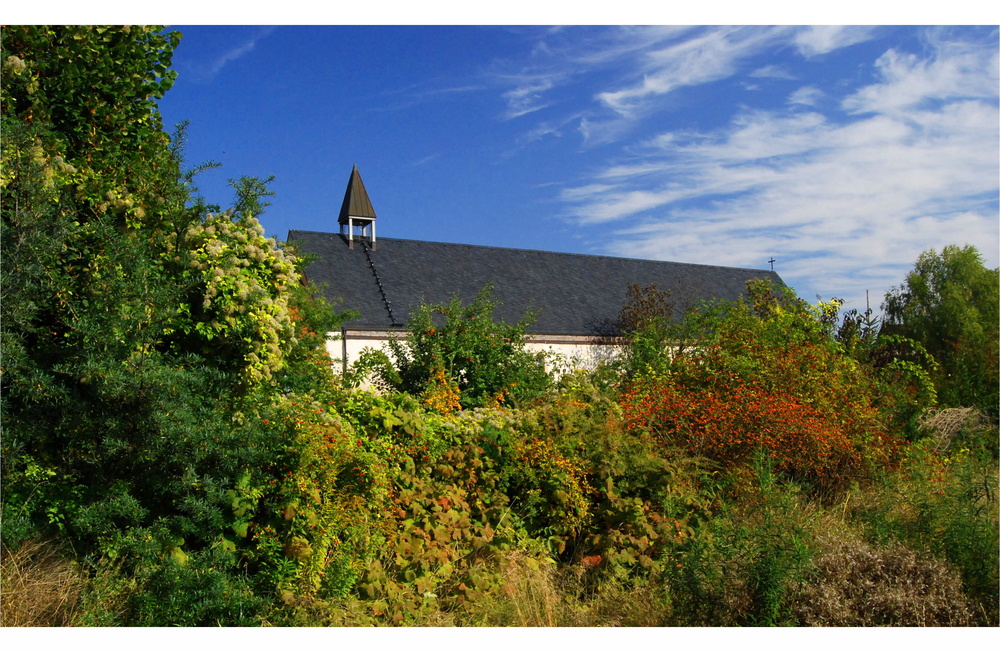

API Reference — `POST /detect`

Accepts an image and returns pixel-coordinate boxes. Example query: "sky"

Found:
[7,12,996,652]
[16,7,998,318]
[149,21,998,316]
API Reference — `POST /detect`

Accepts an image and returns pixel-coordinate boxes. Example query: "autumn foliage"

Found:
[622,371,897,493]
[3,26,995,627]
[621,281,901,494]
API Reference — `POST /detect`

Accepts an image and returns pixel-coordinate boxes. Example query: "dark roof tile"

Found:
[288,229,785,336]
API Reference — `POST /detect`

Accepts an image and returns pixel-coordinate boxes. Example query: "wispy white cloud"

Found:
[844,36,999,115]
[595,27,788,117]
[488,25,890,151]
[374,81,489,113]
[190,26,277,82]
[788,85,825,107]
[488,27,718,140]
[489,26,860,147]
[502,77,557,119]
[793,26,879,57]
[559,29,999,311]
[499,112,585,159]
[410,153,440,167]
[749,64,796,80]
[557,26,696,67]
[518,112,582,144]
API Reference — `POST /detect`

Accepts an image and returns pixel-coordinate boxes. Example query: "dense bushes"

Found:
[352,285,551,409]
[2,25,996,627]
[1,25,360,625]
[621,281,900,495]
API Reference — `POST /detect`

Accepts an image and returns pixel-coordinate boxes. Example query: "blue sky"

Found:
[16,11,1000,317]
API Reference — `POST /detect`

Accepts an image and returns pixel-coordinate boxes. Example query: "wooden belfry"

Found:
[338,165,377,250]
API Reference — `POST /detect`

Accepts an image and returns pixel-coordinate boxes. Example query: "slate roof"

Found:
[288,229,785,337]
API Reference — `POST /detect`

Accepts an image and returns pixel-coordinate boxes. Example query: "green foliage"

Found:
[660,454,814,626]
[502,438,591,548]
[621,280,901,495]
[616,282,675,380]
[245,394,389,606]
[832,301,881,359]
[276,278,355,395]
[1,26,186,232]
[123,547,265,626]
[358,284,551,409]
[855,440,999,623]
[162,205,300,389]
[0,25,359,626]
[864,334,940,438]
[1,26,178,152]
[347,439,508,624]
[883,245,1000,416]
[230,174,276,220]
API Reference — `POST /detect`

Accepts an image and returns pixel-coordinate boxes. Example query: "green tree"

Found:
[1,26,184,231]
[1,26,357,624]
[882,245,999,417]
[616,282,675,380]
[356,285,552,408]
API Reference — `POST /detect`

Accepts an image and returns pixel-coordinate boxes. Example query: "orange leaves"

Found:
[622,366,898,492]
[620,290,906,493]
[421,364,462,416]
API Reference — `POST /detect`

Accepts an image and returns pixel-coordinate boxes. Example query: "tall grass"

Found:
[792,524,974,626]
[0,539,82,626]
[853,440,999,625]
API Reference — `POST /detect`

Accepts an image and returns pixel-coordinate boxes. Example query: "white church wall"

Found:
[324,330,620,381]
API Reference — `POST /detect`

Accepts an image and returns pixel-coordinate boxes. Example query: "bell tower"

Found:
[338,165,377,250]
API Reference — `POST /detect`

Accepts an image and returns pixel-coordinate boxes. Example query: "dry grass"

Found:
[918,407,994,452]
[458,551,667,626]
[0,539,83,627]
[792,525,974,626]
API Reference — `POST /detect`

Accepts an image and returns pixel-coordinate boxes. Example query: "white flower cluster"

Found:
[179,212,301,386]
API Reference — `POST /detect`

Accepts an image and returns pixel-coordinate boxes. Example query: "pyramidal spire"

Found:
[338,166,377,250]
[338,165,376,223]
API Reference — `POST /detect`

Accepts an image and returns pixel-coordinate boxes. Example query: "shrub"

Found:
[793,529,974,626]
[660,454,814,626]
[161,208,301,389]
[303,410,517,625]
[616,282,676,380]
[855,440,999,624]
[123,548,265,626]
[622,372,896,495]
[245,393,391,607]
[356,284,551,409]
[620,281,901,495]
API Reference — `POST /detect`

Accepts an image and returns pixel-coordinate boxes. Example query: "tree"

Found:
[616,282,675,380]
[882,245,999,417]
[355,285,552,409]
[1,26,357,623]
[1,26,184,231]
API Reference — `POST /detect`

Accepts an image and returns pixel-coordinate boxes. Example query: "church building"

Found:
[288,167,785,372]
